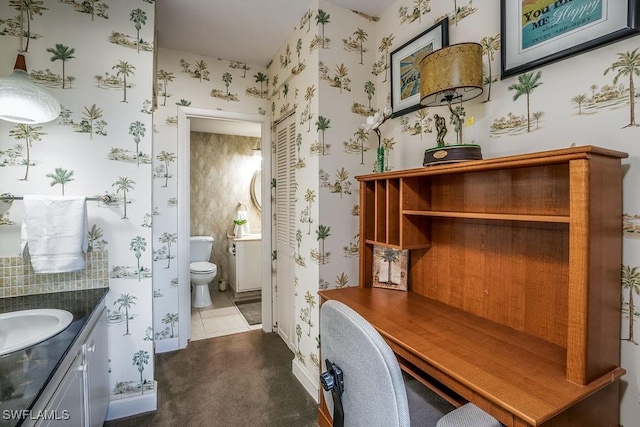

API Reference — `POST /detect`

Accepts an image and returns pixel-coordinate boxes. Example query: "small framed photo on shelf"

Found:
[372,245,409,291]
[390,17,449,117]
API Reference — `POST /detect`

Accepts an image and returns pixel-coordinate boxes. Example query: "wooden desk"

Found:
[318,147,626,427]
[318,287,624,427]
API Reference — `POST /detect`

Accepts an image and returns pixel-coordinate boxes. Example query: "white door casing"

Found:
[177,107,272,349]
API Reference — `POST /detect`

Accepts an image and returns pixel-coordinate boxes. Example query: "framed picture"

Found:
[372,245,409,291]
[501,0,640,79]
[390,18,449,117]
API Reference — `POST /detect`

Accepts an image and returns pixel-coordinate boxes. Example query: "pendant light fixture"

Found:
[0,2,61,124]
[0,54,61,123]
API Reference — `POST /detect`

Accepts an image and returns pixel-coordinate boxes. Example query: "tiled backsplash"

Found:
[0,251,109,298]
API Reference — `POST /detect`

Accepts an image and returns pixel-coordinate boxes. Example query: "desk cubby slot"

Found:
[387,179,400,246]
[363,181,376,241]
[374,180,386,243]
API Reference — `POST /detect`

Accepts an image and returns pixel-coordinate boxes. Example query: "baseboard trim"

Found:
[155,337,179,353]
[292,358,319,403]
[105,381,158,421]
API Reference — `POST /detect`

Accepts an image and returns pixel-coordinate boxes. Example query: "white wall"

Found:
[0,0,156,409]
[152,47,269,346]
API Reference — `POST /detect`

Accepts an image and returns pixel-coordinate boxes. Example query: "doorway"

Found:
[176,107,272,348]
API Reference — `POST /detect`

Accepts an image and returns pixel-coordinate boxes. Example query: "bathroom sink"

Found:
[0,309,74,356]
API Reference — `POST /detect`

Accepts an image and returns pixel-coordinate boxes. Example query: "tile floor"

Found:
[190,286,262,341]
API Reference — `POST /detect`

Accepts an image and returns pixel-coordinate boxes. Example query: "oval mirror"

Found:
[250,169,261,212]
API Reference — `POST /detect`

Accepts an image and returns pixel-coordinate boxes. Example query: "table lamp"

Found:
[419,42,483,166]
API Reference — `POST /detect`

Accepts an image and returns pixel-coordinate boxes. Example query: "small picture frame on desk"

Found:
[372,245,408,291]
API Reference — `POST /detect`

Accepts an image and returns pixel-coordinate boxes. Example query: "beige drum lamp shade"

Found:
[419,42,483,107]
[418,42,484,166]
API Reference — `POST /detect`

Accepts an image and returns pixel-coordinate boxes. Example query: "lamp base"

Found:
[423,144,483,167]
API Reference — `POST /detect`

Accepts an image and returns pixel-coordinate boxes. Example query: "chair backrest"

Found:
[320,300,410,427]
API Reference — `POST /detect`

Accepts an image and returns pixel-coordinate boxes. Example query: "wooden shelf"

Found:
[403,210,571,223]
[346,146,628,426]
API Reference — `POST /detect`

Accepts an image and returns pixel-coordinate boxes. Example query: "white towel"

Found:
[233,210,251,237]
[21,195,88,273]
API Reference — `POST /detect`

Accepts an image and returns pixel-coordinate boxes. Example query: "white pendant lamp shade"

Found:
[0,54,61,124]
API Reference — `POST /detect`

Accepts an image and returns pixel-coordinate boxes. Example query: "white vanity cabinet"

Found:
[83,307,109,427]
[38,353,84,426]
[34,306,108,427]
[228,236,262,293]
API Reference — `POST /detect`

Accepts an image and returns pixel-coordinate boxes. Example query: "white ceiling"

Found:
[156,0,396,66]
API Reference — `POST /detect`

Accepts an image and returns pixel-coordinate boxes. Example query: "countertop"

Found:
[227,233,262,242]
[0,288,109,426]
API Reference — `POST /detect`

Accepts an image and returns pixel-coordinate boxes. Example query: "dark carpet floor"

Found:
[104,330,318,427]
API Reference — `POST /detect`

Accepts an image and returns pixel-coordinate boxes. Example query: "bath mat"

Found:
[234,298,262,326]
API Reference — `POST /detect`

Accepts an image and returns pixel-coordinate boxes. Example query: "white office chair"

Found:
[320,300,502,427]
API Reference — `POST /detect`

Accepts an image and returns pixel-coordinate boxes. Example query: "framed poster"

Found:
[372,245,408,291]
[501,0,640,79]
[390,18,449,117]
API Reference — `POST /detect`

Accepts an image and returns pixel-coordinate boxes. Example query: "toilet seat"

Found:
[190,261,217,274]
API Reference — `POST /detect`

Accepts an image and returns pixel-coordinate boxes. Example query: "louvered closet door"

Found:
[275,113,296,351]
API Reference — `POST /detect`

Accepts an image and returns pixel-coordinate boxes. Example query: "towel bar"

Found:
[1,193,113,204]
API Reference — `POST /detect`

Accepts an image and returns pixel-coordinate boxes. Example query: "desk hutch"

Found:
[319,146,627,426]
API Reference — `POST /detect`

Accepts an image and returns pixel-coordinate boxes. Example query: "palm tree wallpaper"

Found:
[113,60,136,103]
[0,0,155,408]
[604,48,640,128]
[5,0,47,51]
[399,0,431,25]
[154,150,176,187]
[179,58,211,82]
[80,103,107,139]
[621,265,640,345]
[161,313,179,338]
[507,71,543,133]
[1,0,638,421]
[112,176,135,219]
[46,167,74,195]
[60,0,109,21]
[480,33,500,102]
[7,124,46,180]
[111,293,138,336]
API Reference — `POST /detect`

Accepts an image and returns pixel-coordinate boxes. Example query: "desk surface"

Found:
[318,287,624,426]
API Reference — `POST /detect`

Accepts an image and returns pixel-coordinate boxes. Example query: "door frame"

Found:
[177,106,273,349]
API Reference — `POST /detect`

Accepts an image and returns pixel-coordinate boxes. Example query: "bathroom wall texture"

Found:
[152,48,269,346]
[268,0,640,421]
[0,0,156,410]
[0,251,108,297]
[190,131,261,283]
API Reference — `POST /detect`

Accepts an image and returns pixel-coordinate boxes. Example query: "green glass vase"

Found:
[377,144,385,173]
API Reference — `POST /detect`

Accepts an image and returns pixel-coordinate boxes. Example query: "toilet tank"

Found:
[190,236,214,262]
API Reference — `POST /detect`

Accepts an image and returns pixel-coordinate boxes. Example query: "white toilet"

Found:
[190,236,218,308]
